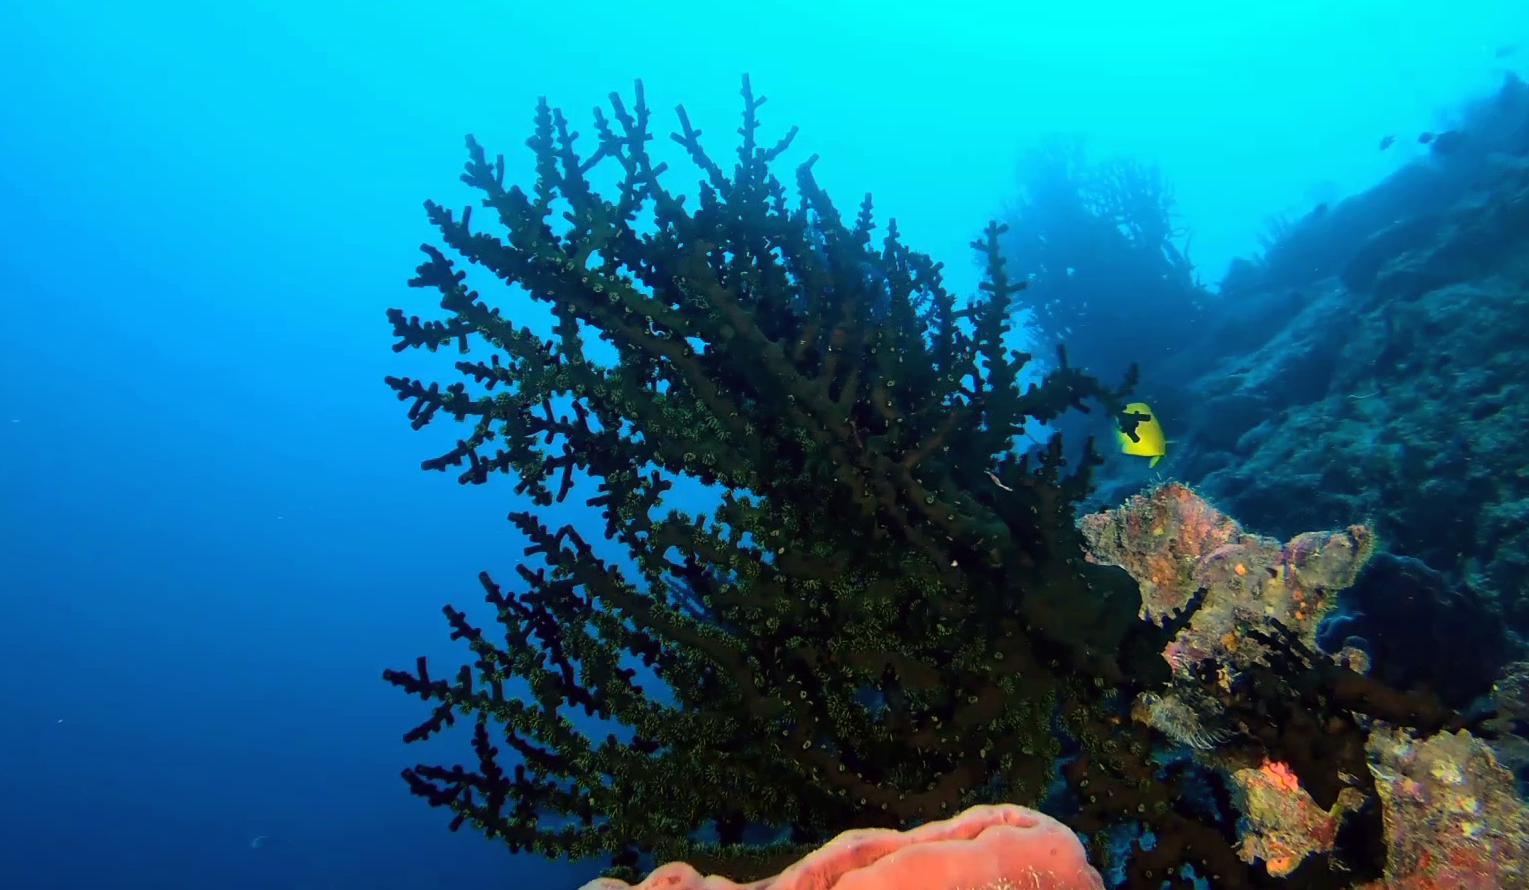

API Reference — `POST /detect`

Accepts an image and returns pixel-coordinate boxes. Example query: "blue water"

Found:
[0,2,1520,888]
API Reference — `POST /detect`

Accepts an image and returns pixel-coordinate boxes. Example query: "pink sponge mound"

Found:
[578,803,1105,890]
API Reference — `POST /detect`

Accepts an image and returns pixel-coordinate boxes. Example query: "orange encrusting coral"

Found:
[1259,758,1302,794]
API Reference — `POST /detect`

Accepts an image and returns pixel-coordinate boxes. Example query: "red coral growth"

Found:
[1259,758,1302,794]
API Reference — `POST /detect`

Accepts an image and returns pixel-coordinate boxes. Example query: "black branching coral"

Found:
[380,76,1152,881]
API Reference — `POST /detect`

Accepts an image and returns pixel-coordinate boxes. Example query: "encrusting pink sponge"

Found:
[579,803,1106,890]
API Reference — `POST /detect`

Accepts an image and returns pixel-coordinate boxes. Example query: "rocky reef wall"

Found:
[1090,75,1529,703]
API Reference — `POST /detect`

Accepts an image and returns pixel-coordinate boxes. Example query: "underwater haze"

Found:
[1,1,1524,889]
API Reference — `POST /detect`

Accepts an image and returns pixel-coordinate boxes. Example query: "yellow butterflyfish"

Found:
[1116,402,1166,468]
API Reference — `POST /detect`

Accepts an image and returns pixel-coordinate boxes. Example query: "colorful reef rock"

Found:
[1229,757,1364,876]
[1362,727,1529,890]
[1081,481,1373,682]
[1079,482,1529,885]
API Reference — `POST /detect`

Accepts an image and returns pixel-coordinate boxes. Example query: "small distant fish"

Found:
[1116,402,1167,468]
[1495,44,1518,59]
[1430,129,1466,155]
[1379,134,1395,151]
[1417,132,1434,145]
[1304,179,1340,207]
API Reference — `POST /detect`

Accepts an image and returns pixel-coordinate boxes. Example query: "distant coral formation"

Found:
[998,136,1206,390]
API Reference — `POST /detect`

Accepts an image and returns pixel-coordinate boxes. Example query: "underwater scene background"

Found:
[3,1,1529,888]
